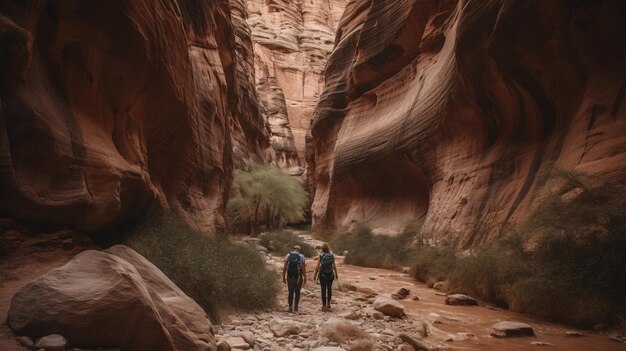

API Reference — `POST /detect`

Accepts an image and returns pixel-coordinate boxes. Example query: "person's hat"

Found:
[293,245,302,251]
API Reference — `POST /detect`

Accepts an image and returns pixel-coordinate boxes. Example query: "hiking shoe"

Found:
[321,305,327,312]
[288,306,293,313]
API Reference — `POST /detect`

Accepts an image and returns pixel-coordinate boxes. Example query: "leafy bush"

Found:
[343,224,415,270]
[126,214,279,322]
[315,223,416,270]
[258,230,316,257]
[416,170,626,327]
[226,165,308,234]
[410,246,457,285]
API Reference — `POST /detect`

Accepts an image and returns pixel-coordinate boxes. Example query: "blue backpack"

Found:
[287,253,302,278]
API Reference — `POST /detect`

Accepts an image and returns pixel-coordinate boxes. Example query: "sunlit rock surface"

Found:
[307,0,626,246]
[245,0,347,167]
[0,0,270,232]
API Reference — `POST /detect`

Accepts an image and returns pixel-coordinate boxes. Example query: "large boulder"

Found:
[373,297,405,317]
[8,245,216,351]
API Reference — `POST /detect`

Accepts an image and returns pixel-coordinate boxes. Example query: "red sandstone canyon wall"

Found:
[307,0,626,246]
[0,0,270,233]
[245,0,346,168]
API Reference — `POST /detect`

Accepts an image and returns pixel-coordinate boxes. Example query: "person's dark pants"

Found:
[319,274,334,306]
[287,276,303,309]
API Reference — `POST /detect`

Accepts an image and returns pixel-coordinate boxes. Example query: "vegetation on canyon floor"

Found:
[320,321,373,350]
[317,169,626,328]
[259,230,316,257]
[126,215,279,322]
[226,165,308,234]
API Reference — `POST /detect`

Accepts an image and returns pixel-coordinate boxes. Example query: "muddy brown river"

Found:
[337,258,626,351]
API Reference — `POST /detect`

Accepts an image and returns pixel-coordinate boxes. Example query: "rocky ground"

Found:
[2,228,625,351]
[215,231,626,351]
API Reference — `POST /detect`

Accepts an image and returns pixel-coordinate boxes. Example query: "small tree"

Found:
[226,166,308,234]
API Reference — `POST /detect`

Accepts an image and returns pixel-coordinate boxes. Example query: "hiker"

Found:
[283,245,306,313]
[314,242,338,311]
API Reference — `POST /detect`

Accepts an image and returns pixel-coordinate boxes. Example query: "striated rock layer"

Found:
[0,0,270,232]
[245,0,347,167]
[307,0,626,246]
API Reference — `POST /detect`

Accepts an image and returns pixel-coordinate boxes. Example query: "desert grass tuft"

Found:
[126,213,279,322]
[321,322,370,345]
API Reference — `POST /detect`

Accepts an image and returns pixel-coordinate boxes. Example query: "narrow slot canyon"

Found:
[1,1,625,351]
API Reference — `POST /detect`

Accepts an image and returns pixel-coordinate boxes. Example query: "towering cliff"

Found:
[229,0,273,169]
[0,0,270,233]
[307,0,626,246]
[245,0,346,168]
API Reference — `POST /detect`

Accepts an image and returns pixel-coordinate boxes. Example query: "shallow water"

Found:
[338,259,626,351]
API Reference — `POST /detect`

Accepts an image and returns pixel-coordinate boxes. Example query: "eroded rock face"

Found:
[307,0,626,246]
[8,245,216,351]
[0,0,270,232]
[229,0,274,169]
[245,0,347,166]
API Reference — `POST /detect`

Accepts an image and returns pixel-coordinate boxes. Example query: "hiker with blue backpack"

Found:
[314,242,338,311]
[283,245,307,313]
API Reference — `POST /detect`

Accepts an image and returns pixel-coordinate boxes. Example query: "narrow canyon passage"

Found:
[1,0,625,350]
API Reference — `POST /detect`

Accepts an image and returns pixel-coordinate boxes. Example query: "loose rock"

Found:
[232,331,256,347]
[373,298,405,317]
[399,333,429,351]
[217,341,231,351]
[531,341,555,346]
[17,336,34,348]
[224,337,249,350]
[392,288,410,300]
[34,334,68,351]
[445,294,478,306]
[490,321,535,338]
[432,282,446,291]
[565,331,584,338]
[269,318,300,337]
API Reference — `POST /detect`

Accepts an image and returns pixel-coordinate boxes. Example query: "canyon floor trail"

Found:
[1,231,624,351]
[215,231,626,351]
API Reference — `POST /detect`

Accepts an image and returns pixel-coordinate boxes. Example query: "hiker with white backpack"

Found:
[283,245,306,313]
[314,242,338,311]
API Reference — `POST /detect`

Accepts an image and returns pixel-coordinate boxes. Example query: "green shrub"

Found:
[424,171,626,327]
[226,165,308,234]
[410,246,457,284]
[258,230,316,257]
[345,226,415,270]
[125,214,279,322]
[315,223,417,270]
